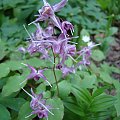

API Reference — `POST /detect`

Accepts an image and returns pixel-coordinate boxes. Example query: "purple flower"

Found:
[56,62,75,77]
[27,42,39,55]
[58,41,77,66]
[30,88,49,112]
[52,33,65,54]
[66,44,76,56]
[22,88,53,119]
[20,64,52,87]
[43,22,54,37]
[33,23,43,40]
[31,109,49,119]
[18,47,26,53]
[29,0,68,33]
[61,21,74,35]
[61,65,75,77]
[25,23,55,61]
[76,42,100,67]
[52,0,68,12]
[33,23,54,40]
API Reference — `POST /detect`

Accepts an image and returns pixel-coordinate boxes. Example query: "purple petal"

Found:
[34,23,44,40]
[61,66,74,77]
[31,88,36,97]
[43,23,54,37]
[62,21,74,35]
[53,0,68,12]
[37,93,43,100]
[27,64,37,74]
[67,44,76,56]
[18,47,26,53]
[27,43,38,55]
[37,70,47,81]
[26,65,37,79]
[52,41,61,54]
[50,15,63,32]
[56,63,63,69]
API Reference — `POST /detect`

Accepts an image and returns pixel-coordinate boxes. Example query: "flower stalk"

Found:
[51,47,60,96]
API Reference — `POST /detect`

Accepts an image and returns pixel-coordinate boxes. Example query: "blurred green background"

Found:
[0,0,120,120]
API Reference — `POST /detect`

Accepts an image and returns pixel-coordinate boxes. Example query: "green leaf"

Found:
[92,87,108,98]
[64,107,81,120]
[58,80,71,99]
[64,97,85,117]
[111,66,120,74]
[0,78,7,89]
[1,19,21,37]
[78,71,90,78]
[43,69,62,85]
[100,72,113,84]
[6,61,24,71]
[25,57,46,68]
[0,52,7,60]
[3,0,25,8]
[97,0,111,9]
[0,49,8,61]
[91,50,105,62]
[14,7,35,21]
[2,75,27,96]
[113,81,120,116]
[81,29,90,37]
[0,98,26,111]
[65,102,83,116]
[18,102,34,120]
[113,80,120,91]
[90,62,100,74]
[79,74,96,88]
[0,104,11,120]
[46,98,64,120]
[102,36,115,53]
[108,27,118,36]
[0,63,10,79]
[36,83,46,94]
[65,58,73,67]
[100,63,112,74]
[70,73,81,86]
[72,85,92,104]
[115,93,120,117]
[43,91,51,99]
[91,94,116,112]
[0,41,8,60]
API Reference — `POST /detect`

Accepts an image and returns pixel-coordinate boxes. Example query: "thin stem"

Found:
[51,47,59,96]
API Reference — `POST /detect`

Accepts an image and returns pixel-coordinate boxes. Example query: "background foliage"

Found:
[0,0,120,120]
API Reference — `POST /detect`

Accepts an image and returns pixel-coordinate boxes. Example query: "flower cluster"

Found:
[22,0,98,76]
[20,0,100,119]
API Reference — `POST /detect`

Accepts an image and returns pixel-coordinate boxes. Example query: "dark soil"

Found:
[106,22,120,80]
